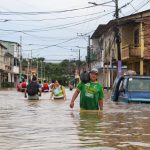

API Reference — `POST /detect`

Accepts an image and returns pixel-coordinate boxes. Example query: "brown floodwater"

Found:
[0,89,149,150]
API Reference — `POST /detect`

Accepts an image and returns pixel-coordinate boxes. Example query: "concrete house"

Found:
[0,40,21,86]
[91,9,150,88]
[0,43,7,88]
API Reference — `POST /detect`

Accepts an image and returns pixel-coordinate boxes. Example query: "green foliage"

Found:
[22,57,86,86]
[1,82,14,88]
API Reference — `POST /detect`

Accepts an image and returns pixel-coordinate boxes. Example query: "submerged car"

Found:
[111,75,150,103]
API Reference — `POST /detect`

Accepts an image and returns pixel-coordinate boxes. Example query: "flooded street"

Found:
[0,88,150,150]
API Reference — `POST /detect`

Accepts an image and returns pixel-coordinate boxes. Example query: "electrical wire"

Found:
[0,10,106,22]
[131,0,150,14]
[0,1,114,15]
[0,10,114,33]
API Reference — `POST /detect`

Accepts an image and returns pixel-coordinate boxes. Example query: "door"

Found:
[118,78,128,102]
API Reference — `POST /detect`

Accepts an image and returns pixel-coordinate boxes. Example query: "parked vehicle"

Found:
[111,75,150,103]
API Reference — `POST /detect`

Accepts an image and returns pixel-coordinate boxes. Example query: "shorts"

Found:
[28,94,39,100]
[54,95,64,100]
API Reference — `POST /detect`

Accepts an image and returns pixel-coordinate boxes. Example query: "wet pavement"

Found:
[0,88,150,150]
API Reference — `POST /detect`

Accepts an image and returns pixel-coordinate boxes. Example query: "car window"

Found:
[128,78,150,92]
[119,79,127,91]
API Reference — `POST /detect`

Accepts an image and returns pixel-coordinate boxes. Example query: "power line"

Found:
[130,3,138,13]
[26,36,80,51]
[0,10,106,22]
[0,10,114,33]
[0,2,132,34]
[124,0,150,15]
[131,0,150,14]
[0,1,114,15]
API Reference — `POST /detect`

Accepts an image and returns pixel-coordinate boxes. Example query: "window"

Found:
[119,79,127,92]
[128,78,150,92]
[134,29,139,47]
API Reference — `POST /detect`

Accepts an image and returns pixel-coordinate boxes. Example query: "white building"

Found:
[0,40,21,86]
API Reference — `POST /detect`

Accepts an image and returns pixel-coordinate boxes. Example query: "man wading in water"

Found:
[70,68,104,111]
[25,76,42,100]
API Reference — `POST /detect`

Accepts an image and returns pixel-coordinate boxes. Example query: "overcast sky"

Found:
[0,0,149,62]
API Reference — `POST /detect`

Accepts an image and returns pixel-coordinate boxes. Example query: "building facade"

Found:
[90,10,150,88]
[0,44,7,88]
[0,40,20,87]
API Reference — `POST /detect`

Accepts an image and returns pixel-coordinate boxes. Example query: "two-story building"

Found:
[0,40,21,86]
[0,43,7,88]
[90,9,150,88]
[120,10,150,75]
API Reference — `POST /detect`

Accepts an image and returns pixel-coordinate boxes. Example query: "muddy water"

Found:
[0,89,149,150]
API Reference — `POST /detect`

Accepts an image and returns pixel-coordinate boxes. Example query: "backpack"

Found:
[27,82,38,96]
[80,71,90,83]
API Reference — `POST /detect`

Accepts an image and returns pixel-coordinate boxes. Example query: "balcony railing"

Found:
[122,45,130,60]
[122,44,141,60]
[5,65,12,72]
[144,50,150,58]
[0,63,5,70]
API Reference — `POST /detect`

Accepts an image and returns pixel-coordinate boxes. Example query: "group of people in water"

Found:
[17,68,104,111]
[17,77,67,100]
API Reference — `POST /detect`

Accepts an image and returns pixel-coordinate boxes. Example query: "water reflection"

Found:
[0,89,149,150]
[73,104,150,150]
[26,100,41,108]
[78,112,104,148]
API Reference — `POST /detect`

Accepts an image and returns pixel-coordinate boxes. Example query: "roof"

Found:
[0,43,7,49]
[119,9,150,22]
[91,24,106,39]
[123,75,150,79]
[91,9,150,39]
[0,40,21,46]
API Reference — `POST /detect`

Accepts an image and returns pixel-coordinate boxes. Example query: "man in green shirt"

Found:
[70,68,104,111]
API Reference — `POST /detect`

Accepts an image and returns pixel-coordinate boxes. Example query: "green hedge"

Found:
[1,82,14,88]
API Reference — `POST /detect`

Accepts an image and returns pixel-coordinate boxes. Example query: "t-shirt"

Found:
[77,81,104,110]
[52,86,64,97]
[43,83,49,90]
[21,82,27,88]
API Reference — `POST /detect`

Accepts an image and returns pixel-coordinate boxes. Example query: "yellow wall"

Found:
[121,25,134,46]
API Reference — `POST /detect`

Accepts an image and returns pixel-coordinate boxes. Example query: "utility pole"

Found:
[78,49,81,74]
[19,36,22,81]
[37,60,38,79]
[87,1,121,77]
[30,50,32,77]
[43,63,45,80]
[114,0,122,77]
[41,61,42,82]
[71,48,81,75]
[77,33,91,71]
[87,35,91,71]
[27,54,30,83]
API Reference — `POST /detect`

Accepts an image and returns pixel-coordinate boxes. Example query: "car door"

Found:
[118,78,128,102]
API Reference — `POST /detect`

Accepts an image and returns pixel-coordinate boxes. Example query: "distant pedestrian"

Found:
[49,80,55,92]
[20,79,27,92]
[38,80,43,88]
[50,80,66,100]
[68,80,73,91]
[42,80,49,92]
[17,81,22,92]
[70,68,104,111]
[25,76,42,100]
